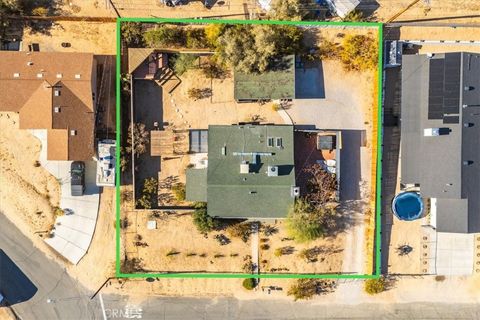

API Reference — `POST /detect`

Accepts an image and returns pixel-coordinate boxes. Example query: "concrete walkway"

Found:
[251,222,259,276]
[30,130,100,265]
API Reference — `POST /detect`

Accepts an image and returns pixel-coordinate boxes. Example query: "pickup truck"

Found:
[70,161,86,196]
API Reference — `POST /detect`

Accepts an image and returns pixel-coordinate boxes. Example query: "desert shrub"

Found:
[435,275,446,282]
[192,208,218,233]
[143,25,185,47]
[204,23,225,47]
[185,252,197,257]
[53,207,64,217]
[287,279,334,301]
[187,87,212,100]
[364,278,386,295]
[226,223,252,242]
[136,194,152,209]
[342,9,365,22]
[340,35,378,71]
[260,244,270,250]
[186,28,208,49]
[166,249,180,257]
[318,40,340,60]
[34,160,41,167]
[268,0,315,21]
[143,177,158,195]
[242,260,255,273]
[274,248,283,257]
[171,183,186,201]
[242,278,256,290]
[202,60,226,79]
[274,246,294,257]
[213,253,224,258]
[171,53,197,76]
[121,22,145,47]
[298,247,320,263]
[31,6,48,16]
[127,123,149,156]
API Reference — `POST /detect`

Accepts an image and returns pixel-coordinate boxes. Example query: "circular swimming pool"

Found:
[392,192,423,221]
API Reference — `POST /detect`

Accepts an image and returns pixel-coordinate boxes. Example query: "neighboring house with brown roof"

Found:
[0,52,97,161]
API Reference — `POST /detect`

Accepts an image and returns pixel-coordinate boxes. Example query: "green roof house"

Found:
[234,55,295,102]
[186,124,298,219]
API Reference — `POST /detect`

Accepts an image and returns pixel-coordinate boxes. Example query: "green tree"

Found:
[268,0,315,21]
[216,24,303,73]
[121,22,145,47]
[192,208,218,233]
[143,25,186,47]
[172,53,197,76]
[204,23,225,48]
[340,35,378,71]
[185,28,208,49]
[286,199,336,243]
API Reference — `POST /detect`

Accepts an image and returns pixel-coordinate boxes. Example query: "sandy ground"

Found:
[0,307,16,320]
[374,0,480,23]
[0,112,60,235]
[68,187,117,290]
[21,21,116,55]
[259,220,345,274]
[123,211,251,272]
[58,0,251,19]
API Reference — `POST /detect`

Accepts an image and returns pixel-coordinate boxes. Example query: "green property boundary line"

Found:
[115,18,384,279]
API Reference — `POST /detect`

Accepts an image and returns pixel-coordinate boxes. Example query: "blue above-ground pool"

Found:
[392,192,424,221]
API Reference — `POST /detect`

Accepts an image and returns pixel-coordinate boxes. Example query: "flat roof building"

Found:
[234,55,295,102]
[400,52,480,234]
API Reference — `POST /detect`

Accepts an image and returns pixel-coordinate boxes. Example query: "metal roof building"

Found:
[234,55,295,101]
[400,52,480,234]
[186,124,297,219]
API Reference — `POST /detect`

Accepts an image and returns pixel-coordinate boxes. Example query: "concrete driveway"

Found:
[30,130,100,265]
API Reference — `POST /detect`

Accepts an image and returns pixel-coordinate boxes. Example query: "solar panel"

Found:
[443,116,460,124]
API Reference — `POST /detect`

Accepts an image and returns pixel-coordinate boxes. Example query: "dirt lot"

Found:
[21,21,116,55]
[0,112,60,235]
[373,0,480,23]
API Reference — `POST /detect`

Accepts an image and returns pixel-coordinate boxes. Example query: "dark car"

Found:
[70,161,86,196]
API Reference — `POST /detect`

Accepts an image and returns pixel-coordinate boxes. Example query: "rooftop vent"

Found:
[36,73,43,78]
[54,106,61,113]
[13,73,20,78]
[75,74,81,79]
[56,73,62,79]
[291,186,300,197]
[70,130,77,136]
[54,89,61,97]
[267,165,278,177]
[27,61,33,66]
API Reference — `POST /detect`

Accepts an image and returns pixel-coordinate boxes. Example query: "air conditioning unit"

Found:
[267,165,278,177]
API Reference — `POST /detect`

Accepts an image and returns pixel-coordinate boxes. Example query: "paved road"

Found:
[0,213,103,319]
[2,213,480,319]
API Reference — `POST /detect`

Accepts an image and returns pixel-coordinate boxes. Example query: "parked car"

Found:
[70,161,85,196]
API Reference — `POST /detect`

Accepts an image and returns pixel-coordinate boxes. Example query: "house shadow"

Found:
[339,129,364,201]
[132,80,164,207]
[295,60,325,99]
[0,250,38,306]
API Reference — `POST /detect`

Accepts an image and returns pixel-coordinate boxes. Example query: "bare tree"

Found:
[127,123,149,157]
